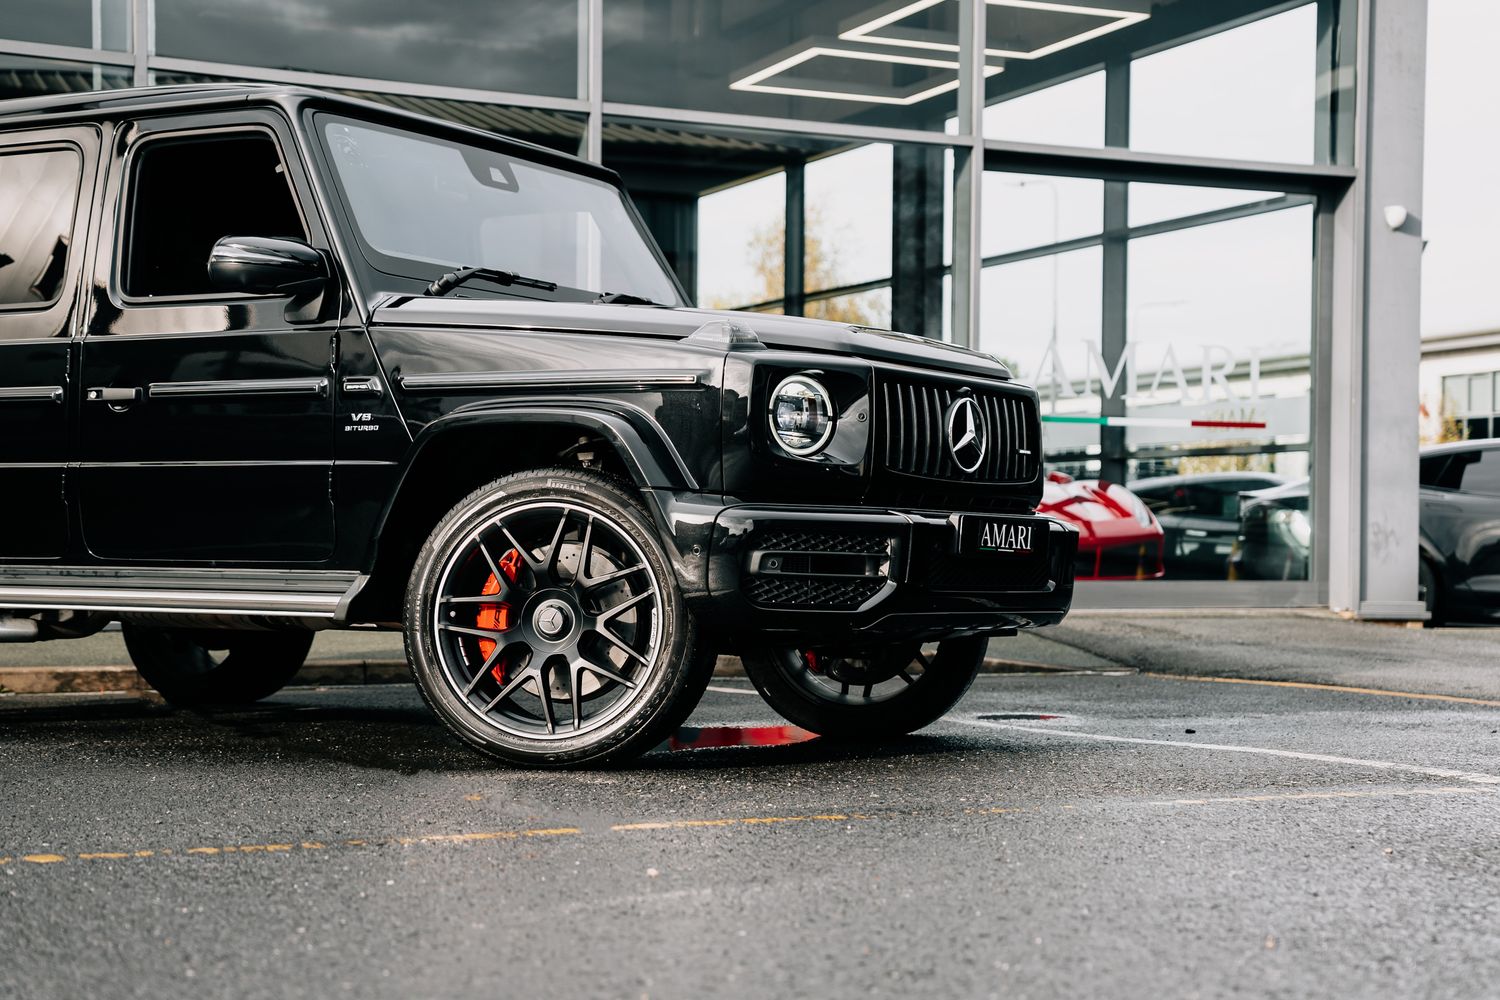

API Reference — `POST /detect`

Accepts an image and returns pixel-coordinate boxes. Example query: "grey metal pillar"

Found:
[784,162,806,317]
[951,0,986,350]
[1327,0,1428,619]
[1098,59,1130,485]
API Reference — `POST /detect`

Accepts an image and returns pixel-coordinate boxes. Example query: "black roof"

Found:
[0,83,614,183]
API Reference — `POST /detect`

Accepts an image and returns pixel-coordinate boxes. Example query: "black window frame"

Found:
[113,124,310,305]
[0,140,84,314]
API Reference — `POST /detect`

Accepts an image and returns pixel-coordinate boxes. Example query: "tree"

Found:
[706,206,884,327]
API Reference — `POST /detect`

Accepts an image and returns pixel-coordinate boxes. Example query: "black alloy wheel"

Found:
[404,469,712,767]
[741,637,986,739]
[121,624,313,705]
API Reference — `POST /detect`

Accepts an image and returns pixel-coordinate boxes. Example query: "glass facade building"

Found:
[0,0,1431,617]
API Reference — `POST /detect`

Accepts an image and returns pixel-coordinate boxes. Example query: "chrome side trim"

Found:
[0,586,343,618]
[0,385,63,404]
[148,376,330,399]
[398,369,701,393]
[340,375,383,396]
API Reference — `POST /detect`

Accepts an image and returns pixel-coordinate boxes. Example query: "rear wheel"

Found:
[741,637,986,739]
[403,468,712,767]
[122,625,313,705]
[1420,558,1443,627]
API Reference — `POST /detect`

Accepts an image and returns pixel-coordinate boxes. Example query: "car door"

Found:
[77,110,338,563]
[0,127,97,559]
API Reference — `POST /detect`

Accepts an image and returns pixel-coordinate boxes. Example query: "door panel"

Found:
[77,112,337,564]
[0,129,96,560]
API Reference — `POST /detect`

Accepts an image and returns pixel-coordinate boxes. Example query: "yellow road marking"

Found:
[1144,672,1500,708]
[7,787,1489,873]
[611,813,855,832]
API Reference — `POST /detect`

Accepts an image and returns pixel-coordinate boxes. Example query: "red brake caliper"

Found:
[476,548,523,682]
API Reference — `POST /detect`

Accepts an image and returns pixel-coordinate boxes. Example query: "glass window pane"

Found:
[805,144,892,293]
[154,0,579,97]
[1443,375,1471,415]
[696,171,786,309]
[1460,450,1500,494]
[983,172,1102,257]
[0,149,81,308]
[0,56,132,100]
[1129,184,1288,228]
[1470,373,1494,417]
[604,1,958,132]
[983,71,1105,147]
[1125,204,1313,478]
[1,0,130,50]
[979,245,1104,421]
[804,286,891,327]
[1130,4,1318,163]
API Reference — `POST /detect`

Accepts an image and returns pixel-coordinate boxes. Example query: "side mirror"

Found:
[207,236,328,297]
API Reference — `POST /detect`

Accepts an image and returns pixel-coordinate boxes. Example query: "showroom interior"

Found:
[0,0,1430,618]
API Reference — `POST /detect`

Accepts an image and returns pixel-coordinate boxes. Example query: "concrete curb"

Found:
[0,654,1094,696]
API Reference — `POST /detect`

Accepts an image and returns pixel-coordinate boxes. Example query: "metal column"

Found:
[1327,0,1429,619]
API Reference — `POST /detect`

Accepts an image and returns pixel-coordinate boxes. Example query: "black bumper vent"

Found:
[878,376,1040,484]
[742,527,895,611]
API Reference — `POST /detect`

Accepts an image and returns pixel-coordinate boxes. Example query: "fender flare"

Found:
[369,401,698,551]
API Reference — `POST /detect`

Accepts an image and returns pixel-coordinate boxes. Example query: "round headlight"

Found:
[769,375,835,456]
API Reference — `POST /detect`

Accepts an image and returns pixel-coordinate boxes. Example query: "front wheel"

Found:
[741,638,986,739]
[122,625,313,705]
[404,468,712,767]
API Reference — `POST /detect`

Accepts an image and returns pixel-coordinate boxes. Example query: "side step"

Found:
[0,567,365,621]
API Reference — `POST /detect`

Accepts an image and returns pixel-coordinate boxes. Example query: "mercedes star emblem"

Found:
[945,394,987,474]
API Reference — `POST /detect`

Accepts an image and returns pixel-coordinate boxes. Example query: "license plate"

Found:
[957,515,1047,561]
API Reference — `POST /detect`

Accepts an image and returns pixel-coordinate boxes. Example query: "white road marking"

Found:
[705,684,761,696]
[954,717,1500,786]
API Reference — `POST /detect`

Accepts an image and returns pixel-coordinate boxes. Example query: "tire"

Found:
[122,625,313,705]
[1419,558,1443,627]
[403,468,712,768]
[741,637,986,740]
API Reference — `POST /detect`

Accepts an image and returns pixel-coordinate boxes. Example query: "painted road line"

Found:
[1147,786,1493,807]
[955,717,1500,785]
[1144,671,1500,709]
[704,684,761,696]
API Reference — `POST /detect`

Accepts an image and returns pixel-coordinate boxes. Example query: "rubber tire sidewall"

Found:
[404,468,711,768]
[122,625,313,705]
[741,637,986,740]
[1420,558,1443,627]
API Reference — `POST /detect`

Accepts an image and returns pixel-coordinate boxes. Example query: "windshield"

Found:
[319,116,682,305]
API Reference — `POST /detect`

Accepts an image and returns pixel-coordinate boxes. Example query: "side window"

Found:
[122,132,305,298]
[1458,450,1500,497]
[1420,454,1455,489]
[0,147,81,309]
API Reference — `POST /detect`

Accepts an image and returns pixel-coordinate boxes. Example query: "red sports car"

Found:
[1038,472,1166,580]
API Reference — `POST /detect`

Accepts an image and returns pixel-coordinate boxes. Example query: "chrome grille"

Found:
[878,376,1040,484]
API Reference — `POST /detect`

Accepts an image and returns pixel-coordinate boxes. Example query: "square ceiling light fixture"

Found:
[730,44,1002,105]
[840,0,1149,61]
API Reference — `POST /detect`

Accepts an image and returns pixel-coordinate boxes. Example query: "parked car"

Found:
[1226,479,1312,582]
[0,84,1076,766]
[1230,440,1500,623]
[1039,473,1165,580]
[1129,472,1288,579]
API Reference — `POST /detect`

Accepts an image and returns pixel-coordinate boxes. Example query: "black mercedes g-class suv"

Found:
[0,85,1075,766]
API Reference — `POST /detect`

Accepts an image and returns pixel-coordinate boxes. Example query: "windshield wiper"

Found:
[425,266,558,297]
[593,291,659,306]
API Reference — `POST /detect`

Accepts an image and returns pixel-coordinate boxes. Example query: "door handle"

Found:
[85,387,142,404]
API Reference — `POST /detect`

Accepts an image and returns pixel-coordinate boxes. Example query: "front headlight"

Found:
[769,374,835,456]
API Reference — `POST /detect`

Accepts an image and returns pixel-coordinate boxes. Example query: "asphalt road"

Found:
[6,654,1500,999]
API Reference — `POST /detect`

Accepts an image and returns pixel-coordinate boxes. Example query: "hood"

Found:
[370,296,1015,382]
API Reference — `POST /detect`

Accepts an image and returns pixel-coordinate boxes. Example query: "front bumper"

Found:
[696,505,1077,642]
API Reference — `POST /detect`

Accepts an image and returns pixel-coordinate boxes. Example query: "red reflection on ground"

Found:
[666,725,819,750]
